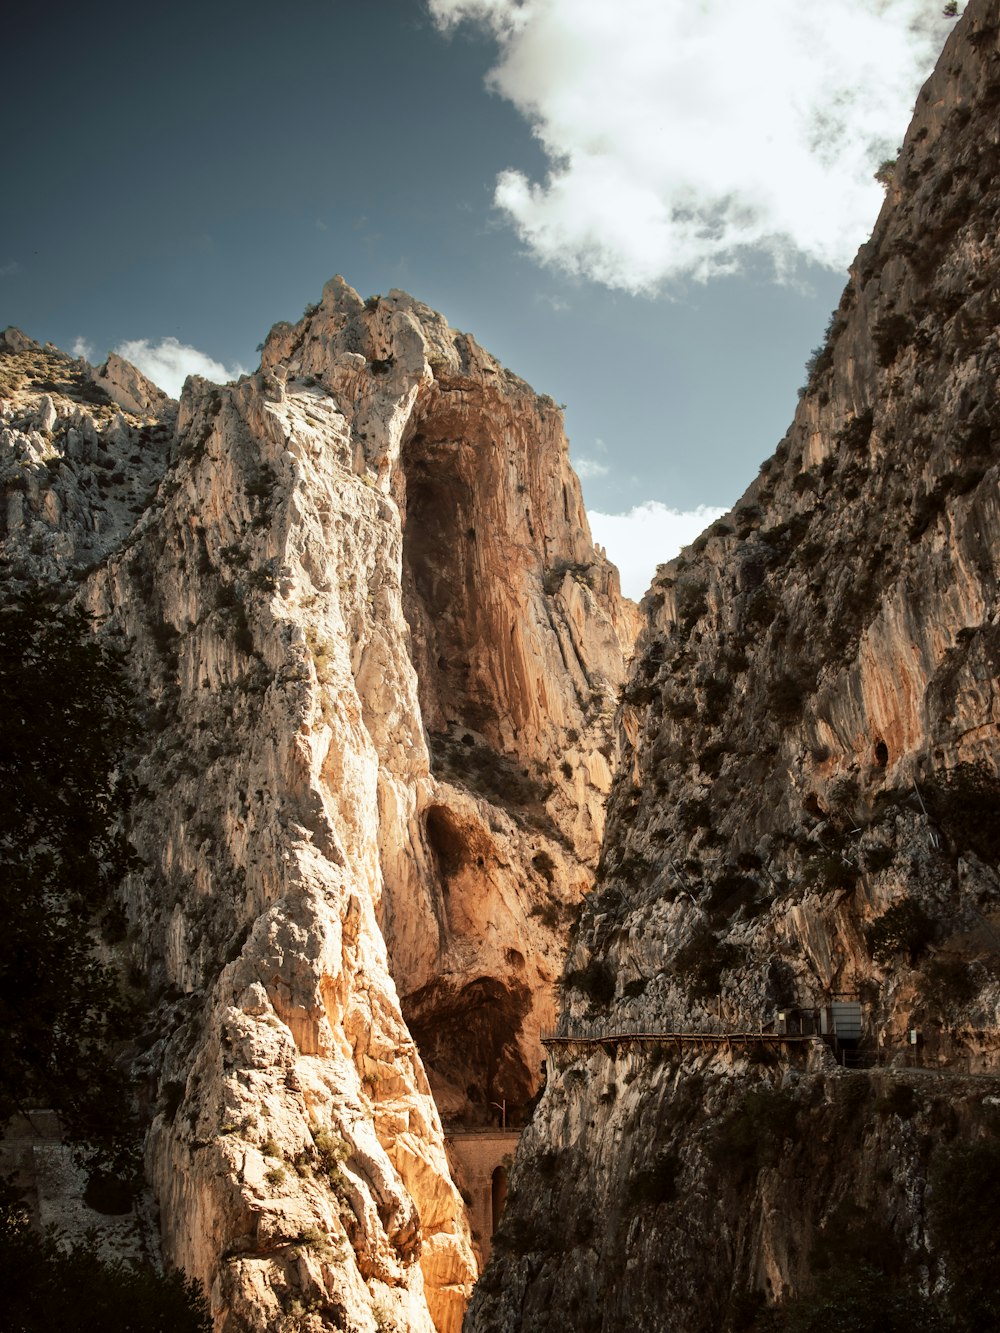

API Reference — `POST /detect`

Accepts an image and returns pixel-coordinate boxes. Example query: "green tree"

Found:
[928,1138,1000,1327]
[1,589,211,1327]
[875,156,898,189]
[865,899,935,965]
[0,589,141,1180]
[0,1181,211,1333]
[761,1265,951,1331]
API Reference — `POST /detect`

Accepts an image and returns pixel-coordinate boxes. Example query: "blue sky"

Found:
[3,0,954,596]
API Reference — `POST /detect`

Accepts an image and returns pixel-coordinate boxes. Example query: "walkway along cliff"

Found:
[466,4,1000,1330]
[0,288,637,1330]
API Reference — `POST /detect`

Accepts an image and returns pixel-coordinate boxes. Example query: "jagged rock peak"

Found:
[92,350,176,415]
[2,282,637,1330]
[2,325,38,354]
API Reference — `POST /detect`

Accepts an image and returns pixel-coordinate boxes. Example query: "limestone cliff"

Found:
[467,4,1000,1330]
[0,287,635,1331]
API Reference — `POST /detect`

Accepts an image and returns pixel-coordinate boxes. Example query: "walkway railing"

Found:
[541,1024,818,1049]
[441,1124,525,1138]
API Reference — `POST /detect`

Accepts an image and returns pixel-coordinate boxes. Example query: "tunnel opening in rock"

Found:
[403,976,534,1126]
[875,739,889,768]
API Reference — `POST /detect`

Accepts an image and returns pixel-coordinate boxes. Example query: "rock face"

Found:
[0,291,635,1331]
[91,350,175,418]
[0,332,174,580]
[467,5,1000,1330]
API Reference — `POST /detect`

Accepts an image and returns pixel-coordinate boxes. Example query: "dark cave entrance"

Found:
[403,974,534,1127]
[399,427,500,742]
[425,804,469,882]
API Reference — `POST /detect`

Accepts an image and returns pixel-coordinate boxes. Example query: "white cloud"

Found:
[535,291,570,312]
[71,337,94,361]
[575,457,609,479]
[113,337,246,398]
[589,501,727,600]
[429,0,948,289]
[0,260,20,278]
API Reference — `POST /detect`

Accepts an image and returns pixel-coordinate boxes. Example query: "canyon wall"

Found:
[0,286,636,1331]
[467,4,1000,1330]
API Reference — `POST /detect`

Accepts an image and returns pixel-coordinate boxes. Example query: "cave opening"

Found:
[403,974,534,1126]
[425,805,469,881]
[399,426,500,743]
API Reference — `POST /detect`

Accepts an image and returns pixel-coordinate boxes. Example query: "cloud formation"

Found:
[575,457,609,479]
[589,502,727,600]
[429,0,948,288]
[71,337,94,361]
[113,337,245,398]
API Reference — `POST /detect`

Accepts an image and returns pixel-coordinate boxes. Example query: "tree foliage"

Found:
[0,1182,210,1333]
[0,589,141,1178]
[928,1137,1000,1328]
[0,589,209,1333]
[925,762,1000,863]
[756,1265,952,1332]
[865,899,935,965]
[750,1140,1000,1331]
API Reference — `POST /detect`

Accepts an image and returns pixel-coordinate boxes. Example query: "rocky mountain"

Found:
[8,4,1000,1329]
[466,3,1000,1331]
[0,287,636,1331]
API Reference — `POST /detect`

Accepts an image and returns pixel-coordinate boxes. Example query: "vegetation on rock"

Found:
[0,587,141,1179]
[0,1182,210,1333]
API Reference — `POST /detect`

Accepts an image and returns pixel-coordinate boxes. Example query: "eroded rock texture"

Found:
[468,6,1000,1331]
[0,288,635,1331]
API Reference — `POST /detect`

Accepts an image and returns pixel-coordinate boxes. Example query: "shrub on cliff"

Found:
[627,1150,679,1207]
[836,408,875,454]
[562,957,616,1006]
[924,763,1000,862]
[759,1264,949,1332]
[707,1087,799,1181]
[872,312,913,366]
[706,871,765,922]
[766,674,808,721]
[673,928,745,998]
[800,853,857,895]
[865,900,935,964]
[543,560,595,596]
[920,956,979,1012]
[675,576,709,635]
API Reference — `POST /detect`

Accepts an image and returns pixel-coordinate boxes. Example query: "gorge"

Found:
[3,3,1000,1331]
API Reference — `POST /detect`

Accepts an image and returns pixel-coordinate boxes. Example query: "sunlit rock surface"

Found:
[0,288,635,1331]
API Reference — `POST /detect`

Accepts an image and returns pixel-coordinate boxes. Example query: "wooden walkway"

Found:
[541,1029,820,1055]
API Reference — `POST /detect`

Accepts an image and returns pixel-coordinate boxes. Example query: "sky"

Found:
[3,1,957,597]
